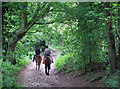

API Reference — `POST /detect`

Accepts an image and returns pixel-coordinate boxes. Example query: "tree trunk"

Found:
[7,3,28,65]
[0,2,2,60]
[0,2,2,87]
[83,55,87,73]
[118,2,120,69]
[7,28,27,65]
[104,2,116,73]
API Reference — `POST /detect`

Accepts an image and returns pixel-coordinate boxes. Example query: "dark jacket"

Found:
[35,49,41,55]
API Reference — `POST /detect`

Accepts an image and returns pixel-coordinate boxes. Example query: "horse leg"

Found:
[38,62,39,70]
[45,65,48,75]
[45,67,48,75]
[47,67,49,75]
[47,63,50,75]
[39,60,41,70]
[38,61,41,70]
[36,60,37,69]
[45,68,47,75]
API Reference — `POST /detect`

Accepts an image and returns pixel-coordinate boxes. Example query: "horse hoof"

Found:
[46,73,49,75]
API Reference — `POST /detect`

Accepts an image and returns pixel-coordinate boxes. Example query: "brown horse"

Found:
[35,55,42,70]
[44,56,52,75]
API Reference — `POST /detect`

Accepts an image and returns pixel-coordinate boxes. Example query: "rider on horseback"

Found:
[33,45,41,62]
[43,45,53,63]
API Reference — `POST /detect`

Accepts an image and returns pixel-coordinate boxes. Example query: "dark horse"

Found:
[44,56,52,75]
[35,55,42,70]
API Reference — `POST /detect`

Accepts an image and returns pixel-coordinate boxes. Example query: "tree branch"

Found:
[26,3,52,30]
[8,3,55,52]
[35,21,56,25]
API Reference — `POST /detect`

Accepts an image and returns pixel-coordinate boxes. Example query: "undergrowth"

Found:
[2,55,30,88]
[101,70,120,87]
[55,52,119,87]
[0,60,2,89]
[55,53,73,72]
[16,55,31,66]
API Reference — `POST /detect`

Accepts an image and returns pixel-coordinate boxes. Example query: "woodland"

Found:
[0,2,120,87]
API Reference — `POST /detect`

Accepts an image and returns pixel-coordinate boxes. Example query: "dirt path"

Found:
[18,47,104,87]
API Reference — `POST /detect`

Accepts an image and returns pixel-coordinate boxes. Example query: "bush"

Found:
[16,56,30,66]
[2,55,31,87]
[2,61,23,87]
[101,70,120,87]
[0,60,2,89]
[55,53,73,72]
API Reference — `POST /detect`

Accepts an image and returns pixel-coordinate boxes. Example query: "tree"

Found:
[104,2,116,73]
[7,2,52,53]
[2,2,54,64]
[118,2,120,69]
[0,2,2,59]
[2,2,71,64]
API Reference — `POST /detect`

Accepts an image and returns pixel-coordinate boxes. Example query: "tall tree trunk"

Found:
[0,2,2,60]
[0,2,2,88]
[118,2,120,69]
[7,3,28,65]
[104,2,116,73]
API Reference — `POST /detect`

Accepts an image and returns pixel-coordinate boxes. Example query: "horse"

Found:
[35,54,42,70]
[44,56,52,75]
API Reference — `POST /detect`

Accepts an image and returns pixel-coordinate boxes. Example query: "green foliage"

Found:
[101,70,120,87]
[0,60,2,89]
[2,41,31,87]
[4,41,32,65]
[2,2,120,87]
[17,56,30,66]
[2,53,31,87]
[55,54,66,72]
[2,61,23,87]
[84,72,102,83]
[55,53,73,72]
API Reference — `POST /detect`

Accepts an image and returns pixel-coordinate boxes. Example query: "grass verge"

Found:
[2,55,31,88]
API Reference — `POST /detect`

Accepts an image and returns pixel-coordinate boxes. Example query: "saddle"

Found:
[35,54,42,61]
[36,54,41,57]
[44,56,52,64]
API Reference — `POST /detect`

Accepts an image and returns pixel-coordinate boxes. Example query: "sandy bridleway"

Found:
[18,47,62,87]
[18,47,104,87]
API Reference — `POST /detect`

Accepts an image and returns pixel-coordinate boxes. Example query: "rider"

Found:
[33,45,41,62]
[43,45,53,63]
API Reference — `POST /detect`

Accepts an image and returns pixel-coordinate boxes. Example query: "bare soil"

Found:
[18,47,104,87]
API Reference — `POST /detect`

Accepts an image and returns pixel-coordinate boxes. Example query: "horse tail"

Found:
[46,56,50,69]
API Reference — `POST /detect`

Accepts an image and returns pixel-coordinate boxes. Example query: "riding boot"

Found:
[33,58,34,62]
[52,60,54,63]
[45,69,47,74]
[48,70,49,75]
[33,56,35,62]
